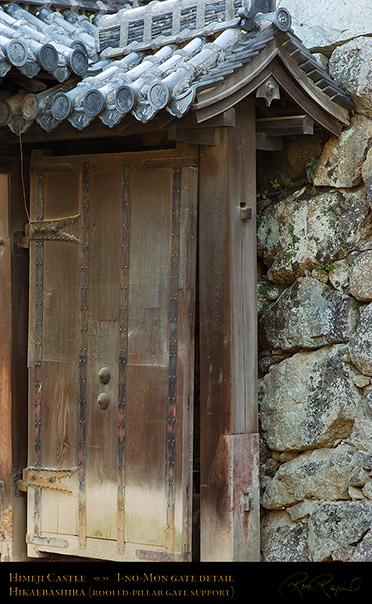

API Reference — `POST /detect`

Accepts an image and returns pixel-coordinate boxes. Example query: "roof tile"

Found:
[0,0,354,135]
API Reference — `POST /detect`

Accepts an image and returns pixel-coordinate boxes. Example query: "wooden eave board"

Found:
[195,40,279,110]
[276,46,350,124]
[193,38,350,135]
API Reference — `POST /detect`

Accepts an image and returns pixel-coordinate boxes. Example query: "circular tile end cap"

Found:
[274,8,292,32]
[21,94,40,121]
[6,39,27,67]
[82,88,104,117]
[70,40,88,56]
[39,43,59,72]
[114,85,136,113]
[0,100,11,126]
[70,48,88,76]
[147,81,170,110]
[51,93,72,121]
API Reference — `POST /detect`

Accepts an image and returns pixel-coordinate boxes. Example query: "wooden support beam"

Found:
[168,125,217,146]
[0,108,237,148]
[0,172,13,562]
[188,108,236,129]
[256,132,283,150]
[199,97,259,561]
[256,114,314,136]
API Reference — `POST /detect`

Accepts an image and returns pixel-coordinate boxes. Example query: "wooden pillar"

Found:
[0,172,14,561]
[199,97,259,561]
[0,160,29,561]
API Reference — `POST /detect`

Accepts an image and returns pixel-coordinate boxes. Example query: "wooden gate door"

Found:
[25,148,197,561]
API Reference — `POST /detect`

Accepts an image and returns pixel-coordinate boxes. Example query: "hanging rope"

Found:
[19,131,30,224]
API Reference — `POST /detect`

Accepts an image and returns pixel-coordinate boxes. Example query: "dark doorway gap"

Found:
[192,242,200,561]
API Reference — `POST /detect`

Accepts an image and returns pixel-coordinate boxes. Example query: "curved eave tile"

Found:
[0,9,354,138]
[100,18,241,59]
[0,4,101,82]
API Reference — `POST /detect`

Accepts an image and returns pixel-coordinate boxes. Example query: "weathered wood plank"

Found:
[233,100,258,435]
[25,532,170,561]
[127,163,171,366]
[177,164,198,558]
[125,161,173,549]
[86,362,118,541]
[125,365,168,547]
[85,167,122,541]
[39,362,78,469]
[42,241,80,363]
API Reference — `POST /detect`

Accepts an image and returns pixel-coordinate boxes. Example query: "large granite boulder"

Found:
[260,276,359,351]
[349,417,372,452]
[348,303,372,375]
[328,259,352,294]
[308,501,372,561]
[329,37,372,120]
[314,115,372,188]
[259,345,361,451]
[262,445,359,509]
[257,187,372,284]
[261,512,310,562]
[349,252,372,302]
[362,147,372,204]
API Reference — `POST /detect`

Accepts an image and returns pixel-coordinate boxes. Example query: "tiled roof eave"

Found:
[0,0,132,14]
[0,3,354,138]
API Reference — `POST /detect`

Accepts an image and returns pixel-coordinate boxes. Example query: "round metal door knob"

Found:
[97,392,110,410]
[98,367,111,384]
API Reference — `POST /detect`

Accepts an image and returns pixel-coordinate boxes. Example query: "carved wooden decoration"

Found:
[256,76,281,106]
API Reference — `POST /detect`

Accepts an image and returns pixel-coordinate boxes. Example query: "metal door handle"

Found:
[97,392,110,410]
[98,367,111,384]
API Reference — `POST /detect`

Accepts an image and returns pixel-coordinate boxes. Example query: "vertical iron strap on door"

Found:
[166,167,181,551]
[33,172,44,536]
[78,162,90,549]
[117,162,130,553]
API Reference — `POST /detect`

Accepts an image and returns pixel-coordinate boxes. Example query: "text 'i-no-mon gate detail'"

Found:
[26,150,198,561]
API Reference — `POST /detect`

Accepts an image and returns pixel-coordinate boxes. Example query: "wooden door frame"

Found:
[198,96,260,561]
[1,95,260,560]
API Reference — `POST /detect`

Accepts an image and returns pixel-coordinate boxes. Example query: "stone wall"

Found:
[259,1,372,561]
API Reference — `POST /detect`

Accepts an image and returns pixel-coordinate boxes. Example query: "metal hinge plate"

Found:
[22,467,77,494]
[26,214,81,243]
[27,534,69,548]
[136,549,192,562]
[13,213,81,253]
